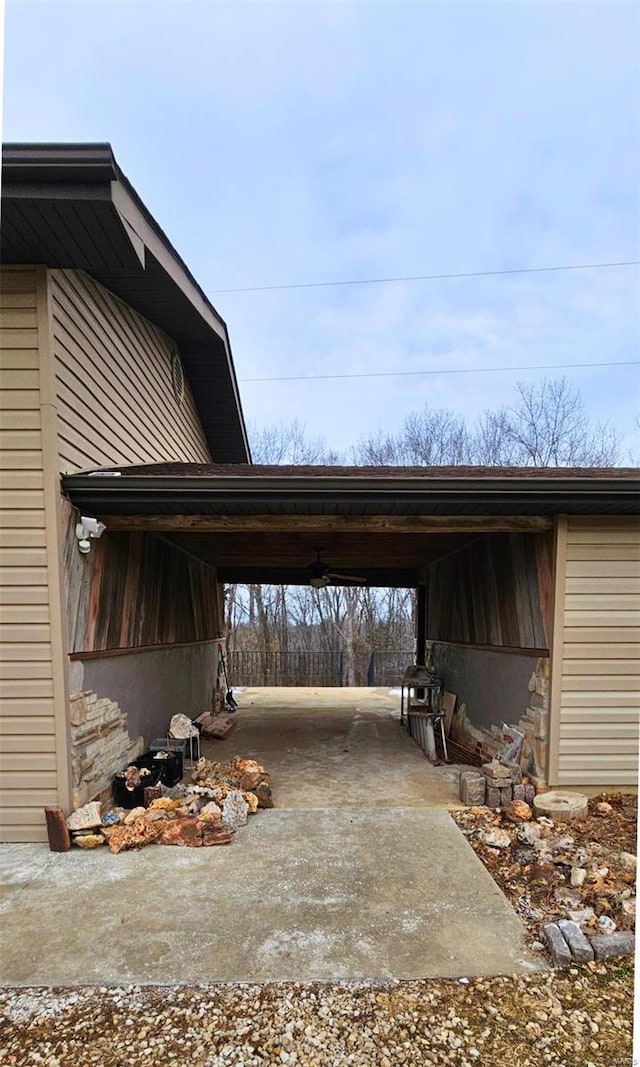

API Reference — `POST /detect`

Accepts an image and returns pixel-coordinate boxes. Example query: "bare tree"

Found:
[474,378,620,466]
[353,408,474,465]
[355,378,619,468]
[249,417,342,464]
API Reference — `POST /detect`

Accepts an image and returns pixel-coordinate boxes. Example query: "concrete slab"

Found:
[0,689,544,985]
[206,687,464,809]
[0,809,540,985]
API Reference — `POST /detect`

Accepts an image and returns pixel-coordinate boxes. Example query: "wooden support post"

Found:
[416,584,427,666]
[416,583,428,699]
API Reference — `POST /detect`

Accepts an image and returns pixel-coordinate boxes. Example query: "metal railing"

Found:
[226,648,415,687]
[227,649,343,687]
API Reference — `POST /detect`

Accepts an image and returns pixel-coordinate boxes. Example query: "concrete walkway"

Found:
[0,689,542,984]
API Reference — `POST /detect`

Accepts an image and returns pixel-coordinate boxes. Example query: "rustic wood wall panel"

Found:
[426,532,549,650]
[0,269,57,841]
[555,517,640,787]
[63,506,222,653]
[50,269,212,473]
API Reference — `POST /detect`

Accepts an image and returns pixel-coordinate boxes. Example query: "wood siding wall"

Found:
[549,517,640,787]
[50,269,212,473]
[63,499,222,654]
[426,532,552,650]
[0,269,71,842]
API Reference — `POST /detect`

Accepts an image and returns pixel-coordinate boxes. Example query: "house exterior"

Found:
[1,143,638,843]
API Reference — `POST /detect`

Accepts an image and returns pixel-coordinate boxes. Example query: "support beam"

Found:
[416,584,428,666]
[102,514,553,534]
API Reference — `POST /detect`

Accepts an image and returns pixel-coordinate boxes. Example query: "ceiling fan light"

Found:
[310,575,330,588]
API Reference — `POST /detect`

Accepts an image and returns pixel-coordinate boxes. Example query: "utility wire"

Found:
[210,259,640,295]
[240,358,640,385]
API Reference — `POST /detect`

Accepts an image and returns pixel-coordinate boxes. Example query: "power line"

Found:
[240,358,640,385]
[210,259,640,295]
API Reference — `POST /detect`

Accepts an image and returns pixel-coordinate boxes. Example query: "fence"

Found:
[367,649,415,686]
[227,648,415,687]
[227,650,343,687]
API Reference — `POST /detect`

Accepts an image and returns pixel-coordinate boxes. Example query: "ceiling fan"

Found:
[306,547,368,588]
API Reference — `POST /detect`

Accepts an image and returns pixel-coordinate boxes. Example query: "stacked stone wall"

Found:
[69,690,144,807]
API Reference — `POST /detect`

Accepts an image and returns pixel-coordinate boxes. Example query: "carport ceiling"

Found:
[162,530,473,586]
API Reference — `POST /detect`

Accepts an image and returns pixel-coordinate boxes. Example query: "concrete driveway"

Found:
[0,689,542,984]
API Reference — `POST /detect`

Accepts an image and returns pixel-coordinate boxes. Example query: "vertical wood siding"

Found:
[50,269,212,473]
[553,517,640,786]
[62,500,222,654]
[426,532,551,650]
[0,270,57,841]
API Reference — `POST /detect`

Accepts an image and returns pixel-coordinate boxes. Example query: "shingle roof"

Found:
[95,462,639,480]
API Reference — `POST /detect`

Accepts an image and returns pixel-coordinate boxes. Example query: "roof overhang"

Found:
[62,465,640,516]
[1,143,250,463]
[62,464,639,586]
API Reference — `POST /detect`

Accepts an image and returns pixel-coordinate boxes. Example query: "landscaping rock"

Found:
[158,817,202,847]
[504,799,532,823]
[566,907,595,925]
[499,785,513,807]
[524,784,536,805]
[619,851,636,872]
[485,786,501,809]
[66,801,102,832]
[513,784,525,801]
[518,822,543,846]
[597,916,617,934]
[542,923,572,967]
[570,867,587,887]
[72,833,104,849]
[198,821,233,847]
[557,919,594,963]
[123,806,146,825]
[478,827,511,849]
[589,931,636,961]
[221,790,249,832]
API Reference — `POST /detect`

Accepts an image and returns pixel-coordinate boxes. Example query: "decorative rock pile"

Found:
[459,760,536,809]
[454,786,636,969]
[44,755,273,855]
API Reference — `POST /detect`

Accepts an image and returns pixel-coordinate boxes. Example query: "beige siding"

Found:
[50,270,212,472]
[550,517,640,787]
[0,268,71,841]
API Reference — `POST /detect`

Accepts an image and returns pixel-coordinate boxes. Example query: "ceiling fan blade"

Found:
[327,572,368,585]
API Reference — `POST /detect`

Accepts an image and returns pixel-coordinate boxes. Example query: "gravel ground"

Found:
[0,963,633,1067]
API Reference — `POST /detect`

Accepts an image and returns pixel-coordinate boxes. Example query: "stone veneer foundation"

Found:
[448,657,549,786]
[69,690,144,808]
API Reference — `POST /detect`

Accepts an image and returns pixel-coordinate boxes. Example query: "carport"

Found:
[62,462,638,798]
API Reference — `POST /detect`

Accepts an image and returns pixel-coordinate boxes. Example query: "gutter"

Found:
[61,472,640,512]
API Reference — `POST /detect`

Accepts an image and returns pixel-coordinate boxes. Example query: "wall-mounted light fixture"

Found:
[75,516,106,555]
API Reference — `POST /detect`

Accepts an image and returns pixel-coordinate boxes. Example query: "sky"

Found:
[2,0,639,458]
